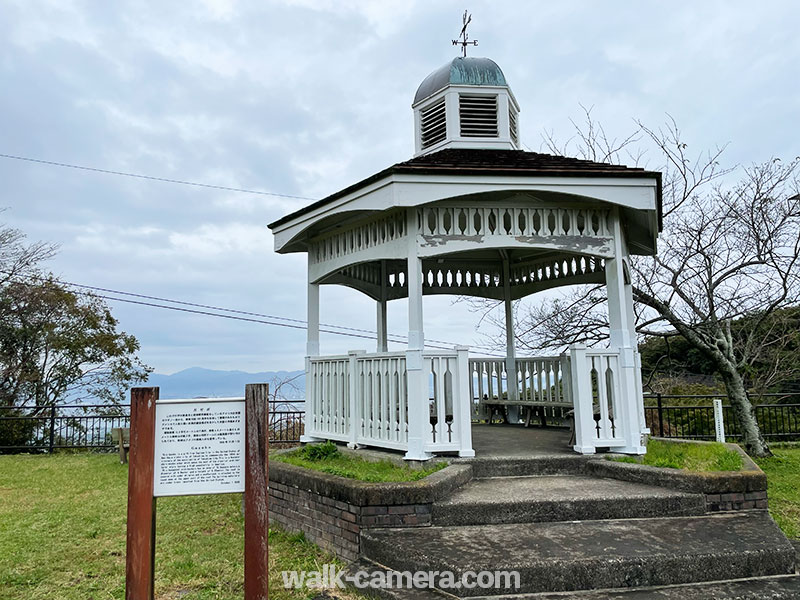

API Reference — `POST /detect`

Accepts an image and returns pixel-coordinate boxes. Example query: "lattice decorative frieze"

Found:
[338,263,383,287]
[310,210,406,265]
[340,254,604,299]
[386,263,407,292]
[418,206,610,238]
[511,255,604,286]
[423,265,502,291]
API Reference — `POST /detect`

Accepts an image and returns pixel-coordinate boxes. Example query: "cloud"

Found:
[1,0,798,375]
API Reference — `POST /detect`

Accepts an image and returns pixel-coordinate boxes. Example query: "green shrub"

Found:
[298,440,340,461]
[0,411,38,454]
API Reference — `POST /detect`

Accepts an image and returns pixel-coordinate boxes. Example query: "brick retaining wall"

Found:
[268,459,471,561]
[269,480,433,561]
[706,490,768,512]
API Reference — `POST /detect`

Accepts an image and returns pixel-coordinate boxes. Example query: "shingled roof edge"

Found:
[268,149,662,230]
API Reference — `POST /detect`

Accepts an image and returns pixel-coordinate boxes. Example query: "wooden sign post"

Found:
[125,384,269,600]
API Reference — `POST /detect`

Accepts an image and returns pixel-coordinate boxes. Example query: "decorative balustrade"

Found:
[569,347,634,453]
[418,205,610,239]
[306,346,640,457]
[306,355,351,442]
[470,356,572,422]
[517,357,572,408]
[355,352,409,450]
[305,349,471,455]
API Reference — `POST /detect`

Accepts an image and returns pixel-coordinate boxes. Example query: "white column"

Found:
[306,280,320,357]
[502,256,519,424]
[624,276,649,435]
[376,300,388,352]
[405,209,431,460]
[605,210,645,454]
[302,273,323,443]
[376,261,388,352]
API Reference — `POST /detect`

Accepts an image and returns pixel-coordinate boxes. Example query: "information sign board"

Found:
[153,398,245,497]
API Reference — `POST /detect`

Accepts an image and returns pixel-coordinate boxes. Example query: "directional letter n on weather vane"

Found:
[452,10,478,57]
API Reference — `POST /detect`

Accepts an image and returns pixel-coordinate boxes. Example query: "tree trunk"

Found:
[719,365,772,457]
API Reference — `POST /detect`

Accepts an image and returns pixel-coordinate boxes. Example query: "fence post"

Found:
[569,345,596,454]
[657,394,664,437]
[713,398,725,443]
[347,351,361,448]
[455,346,475,458]
[48,404,56,454]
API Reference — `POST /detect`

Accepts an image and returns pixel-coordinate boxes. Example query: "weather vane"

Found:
[452,10,477,57]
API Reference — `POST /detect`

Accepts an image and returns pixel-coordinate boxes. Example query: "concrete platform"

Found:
[432,475,706,526]
[361,511,796,596]
[470,424,573,458]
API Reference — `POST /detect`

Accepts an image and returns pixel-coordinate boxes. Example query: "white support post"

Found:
[376,300,388,352]
[377,261,388,353]
[302,276,323,443]
[405,209,431,461]
[622,263,649,435]
[502,256,519,408]
[306,281,320,358]
[605,211,645,454]
[455,346,475,457]
[569,345,596,454]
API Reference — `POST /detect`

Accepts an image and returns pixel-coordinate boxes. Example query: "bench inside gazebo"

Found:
[268,56,661,460]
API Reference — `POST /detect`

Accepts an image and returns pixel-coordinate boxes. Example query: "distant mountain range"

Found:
[145,367,305,400]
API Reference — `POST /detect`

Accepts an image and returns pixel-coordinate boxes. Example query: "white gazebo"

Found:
[269,56,661,460]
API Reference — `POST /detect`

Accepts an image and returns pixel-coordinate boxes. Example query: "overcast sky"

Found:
[2,1,799,374]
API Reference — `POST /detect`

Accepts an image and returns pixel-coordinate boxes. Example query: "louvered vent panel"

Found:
[509,102,519,146]
[420,98,447,149]
[459,94,498,137]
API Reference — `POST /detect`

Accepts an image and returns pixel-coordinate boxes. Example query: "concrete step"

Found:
[463,455,592,478]
[470,575,800,599]
[360,511,795,597]
[348,562,800,599]
[345,559,457,599]
[432,475,706,526]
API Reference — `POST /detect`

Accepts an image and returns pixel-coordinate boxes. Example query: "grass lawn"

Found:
[756,446,800,539]
[275,442,447,483]
[612,439,743,471]
[0,453,363,600]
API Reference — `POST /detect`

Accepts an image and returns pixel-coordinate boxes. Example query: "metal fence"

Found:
[0,400,306,453]
[644,393,800,441]
[5,394,800,451]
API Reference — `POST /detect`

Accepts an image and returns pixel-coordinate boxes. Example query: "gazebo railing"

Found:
[469,356,571,420]
[306,348,472,455]
[569,346,641,453]
[471,348,643,454]
[306,346,642,457]
[306,354,351,443]
[355,352,409,451]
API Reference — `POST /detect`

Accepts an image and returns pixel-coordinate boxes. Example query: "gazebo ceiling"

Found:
[319,247,606,302]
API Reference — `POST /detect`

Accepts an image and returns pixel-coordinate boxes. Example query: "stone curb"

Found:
[268,459,474,506]
[587,439,767,495]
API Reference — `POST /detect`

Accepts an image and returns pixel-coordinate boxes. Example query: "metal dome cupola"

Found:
[412,56,520,156]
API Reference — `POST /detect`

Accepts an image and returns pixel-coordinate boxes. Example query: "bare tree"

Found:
[0,216,56,285]
[475,114,800,457]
